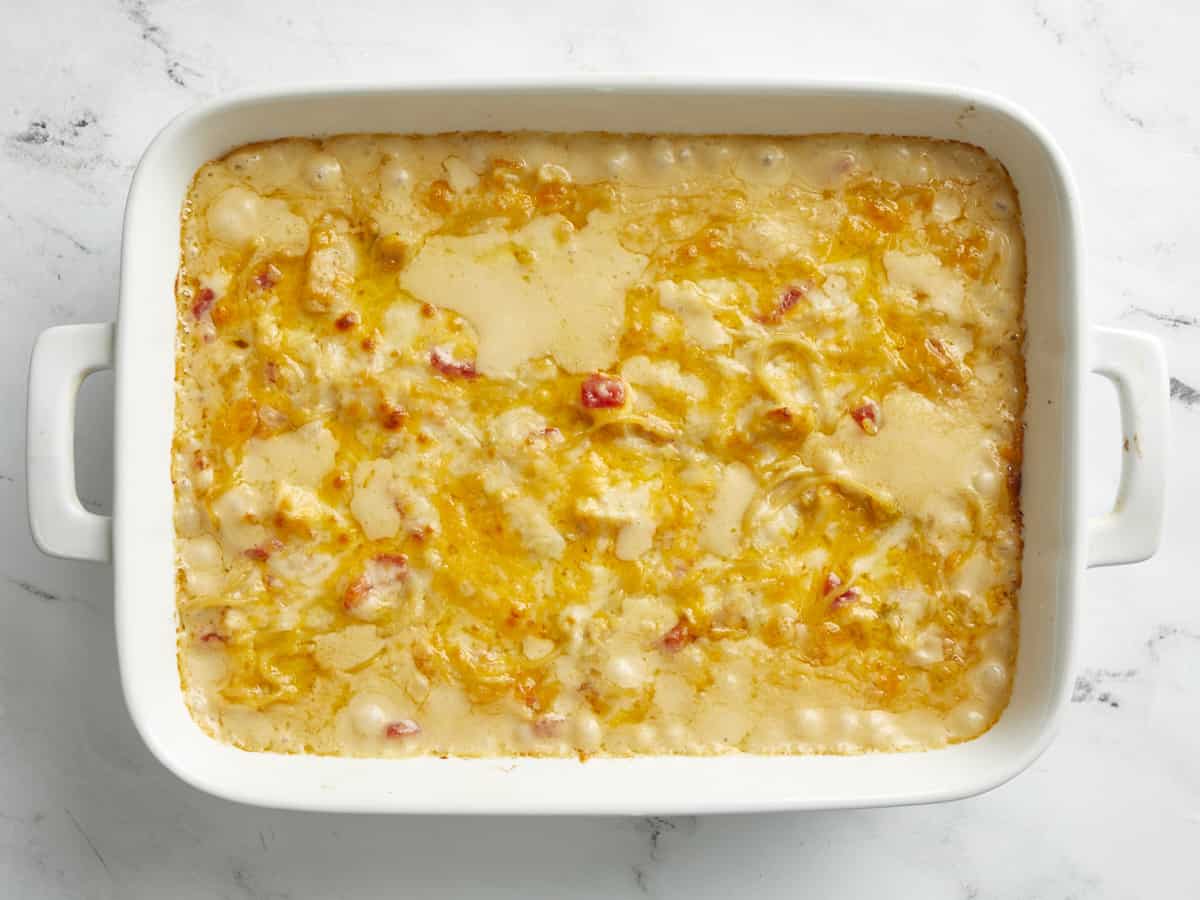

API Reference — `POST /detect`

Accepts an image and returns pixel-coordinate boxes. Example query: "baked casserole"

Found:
[172,132,1025,757]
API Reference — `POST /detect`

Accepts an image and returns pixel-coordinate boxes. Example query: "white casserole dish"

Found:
[27,80,1168,814]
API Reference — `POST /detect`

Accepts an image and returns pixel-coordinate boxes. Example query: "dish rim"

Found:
[110,78,1096,814]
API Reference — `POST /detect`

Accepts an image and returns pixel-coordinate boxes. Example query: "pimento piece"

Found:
[384,719,421,739]
[823,572,843,595]
[199,631,227,644]
[191,287,215,319]
[244,538,283,562]
[429,347,478,379]
[580,373,626,409]
[344,555,408,612]
[758,285,807,324]
[334,311,360,331]
[343,575,371,610]
[850,398,880,435]
[378,403,408,430]
[254,264,282,289]
[660,619,696,653]
[830,587,861,610]
[527,425,564,447]
[374,553,409,572]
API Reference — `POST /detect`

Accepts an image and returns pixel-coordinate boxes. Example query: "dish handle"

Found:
[27,323,115,562]
[1087,326,1169,567]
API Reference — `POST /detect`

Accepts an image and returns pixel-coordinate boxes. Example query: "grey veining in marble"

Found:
[1,0,1198,897]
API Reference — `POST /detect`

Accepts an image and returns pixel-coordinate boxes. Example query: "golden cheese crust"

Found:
[173,132,1025,757]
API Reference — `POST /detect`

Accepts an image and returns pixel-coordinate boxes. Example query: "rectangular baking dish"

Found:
[27,80,1169,814]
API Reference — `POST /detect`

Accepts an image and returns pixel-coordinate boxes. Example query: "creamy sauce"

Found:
[701,463,757,557]
[807,389,997,526]
[400,212,647,377]
[173,132,1025,759]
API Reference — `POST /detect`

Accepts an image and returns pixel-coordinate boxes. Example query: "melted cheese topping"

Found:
[173,132,1025,758]
[400,212,646,376]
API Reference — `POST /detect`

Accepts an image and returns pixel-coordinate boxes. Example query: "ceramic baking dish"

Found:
[27,81,1168,814]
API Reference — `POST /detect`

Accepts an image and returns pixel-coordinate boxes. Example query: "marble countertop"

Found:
[2,1,1197,897]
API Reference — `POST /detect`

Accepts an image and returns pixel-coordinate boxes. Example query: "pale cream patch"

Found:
[206,186,308,255]
[400,212,647,376]
[700,463,757,557]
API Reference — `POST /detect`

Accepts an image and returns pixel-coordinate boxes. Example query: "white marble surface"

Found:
[2,0,1198,896]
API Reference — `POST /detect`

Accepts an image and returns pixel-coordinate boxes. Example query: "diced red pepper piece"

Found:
[385,719,421,738]
[758,285,807,324]
[379,403,408,430]
[532,425,565,447]
[429,347,478,379]
[191,287,215,319]
[343,575,371,610]
[334,311,360,331]
[830,587,861,609]
[200,631,227,644]
[243,538,283,562]
[660,619,695,653]
[254,265,281,289]
[850,398,880,435]
[823,572,843,595]
[374,553,409,570]
[580,373,626,409]
[775,286,805,318]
